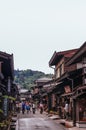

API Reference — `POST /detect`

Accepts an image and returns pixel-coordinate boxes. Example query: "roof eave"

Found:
[66,42,86,65]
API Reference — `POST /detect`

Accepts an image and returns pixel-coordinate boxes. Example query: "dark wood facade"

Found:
[48,49,78,115]
[66,42,86,127]
[0,51,18,128]
[42,42,86,127]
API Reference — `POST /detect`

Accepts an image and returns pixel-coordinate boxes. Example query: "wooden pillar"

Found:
[73,98,76,126]
[48,93,52,113]
[0,62,2,73]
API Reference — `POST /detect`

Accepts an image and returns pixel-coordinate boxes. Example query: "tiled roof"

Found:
[66,42,86,65]
[49,49,78,66]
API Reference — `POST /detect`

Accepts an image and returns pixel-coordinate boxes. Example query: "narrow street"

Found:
[16,110,66,130]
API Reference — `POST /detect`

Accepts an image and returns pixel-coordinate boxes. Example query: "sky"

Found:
[0,0,86,74]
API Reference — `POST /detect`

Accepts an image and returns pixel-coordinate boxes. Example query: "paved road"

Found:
[16,110,67,130]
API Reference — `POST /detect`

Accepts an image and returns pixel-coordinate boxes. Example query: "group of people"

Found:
[22,101,37,114]
[16,101,36,114]
[16,101,44,114]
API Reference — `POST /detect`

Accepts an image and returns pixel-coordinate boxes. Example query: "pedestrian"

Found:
[16,102,20,113]
[22,101,26,114]
[39,102,43,114]
[26,102,30,114]
[64,102,69,120]
[32,102,36,114]
[29,102,32,112]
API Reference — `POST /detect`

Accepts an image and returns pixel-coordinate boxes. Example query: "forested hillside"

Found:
[14,69,53,90]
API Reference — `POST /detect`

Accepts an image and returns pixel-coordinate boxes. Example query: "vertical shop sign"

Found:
[8,77,11,93]
[52,94,55,107]
[3,98,8,117]
[64,85,71,93]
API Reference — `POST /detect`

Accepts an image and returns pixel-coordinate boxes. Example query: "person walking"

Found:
[64,101,69,120]
[26,102,30,114]
[22,101,26,114]
[39,102,43,114]
[32,102,36,114]
[16,102,20,113]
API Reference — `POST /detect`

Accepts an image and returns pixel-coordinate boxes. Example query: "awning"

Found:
[61,92,73,97]
[3,95,16,100]
[41,93,47,97]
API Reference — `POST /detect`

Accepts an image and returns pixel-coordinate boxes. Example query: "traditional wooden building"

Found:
[46,42,86,127]
[0,51,17,128]
[33,77,52,102]
[66,42,86,127]
[19,88,31,101]
[48,49,78,115]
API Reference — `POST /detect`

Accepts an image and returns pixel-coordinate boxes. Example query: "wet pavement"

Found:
[16,110,67,130]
